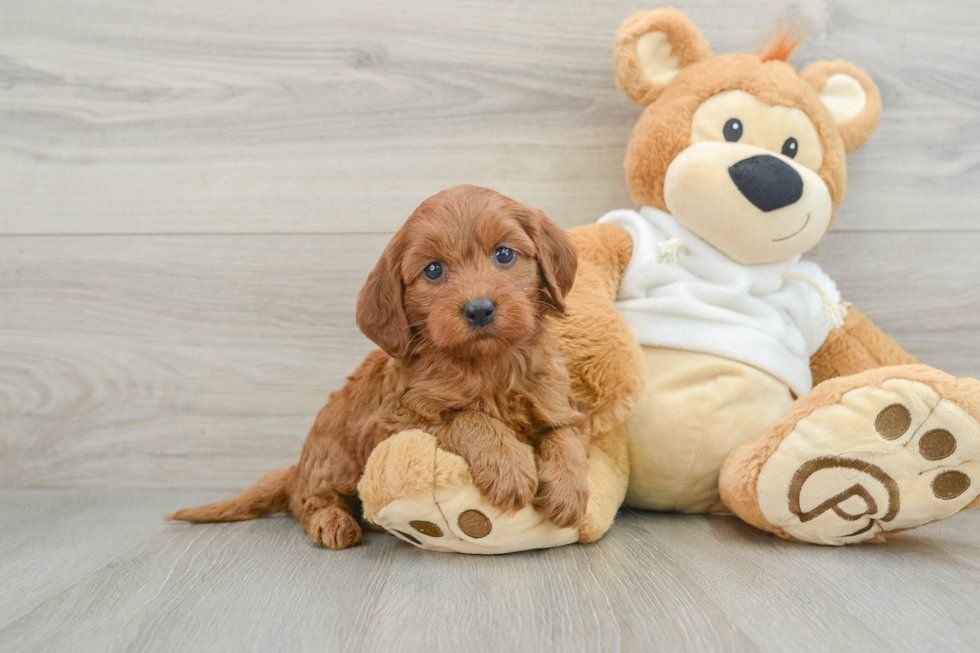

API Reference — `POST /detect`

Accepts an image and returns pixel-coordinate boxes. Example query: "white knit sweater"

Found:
[598,206,845,397]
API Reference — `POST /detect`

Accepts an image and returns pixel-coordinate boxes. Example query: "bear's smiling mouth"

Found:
[773,214,810,242]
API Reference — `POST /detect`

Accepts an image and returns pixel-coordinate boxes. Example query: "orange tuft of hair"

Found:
[756,17,807,63]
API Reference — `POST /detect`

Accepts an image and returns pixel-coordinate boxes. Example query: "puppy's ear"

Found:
[801,61,882,153]
[356,235,411,358]
[524,209,577,315]
[614,8,713,106]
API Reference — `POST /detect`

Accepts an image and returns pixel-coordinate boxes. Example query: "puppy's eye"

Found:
[782,137,798,159]
[423,261,444,281]
[494,246,516,267]
[723,118,742,142]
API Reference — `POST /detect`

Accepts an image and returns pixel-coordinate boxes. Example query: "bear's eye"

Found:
[782,137,799,159]
[494,246,516,267]
[723,118,743,142]
[423,261,444,281]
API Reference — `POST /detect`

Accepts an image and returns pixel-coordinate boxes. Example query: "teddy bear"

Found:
[357,8,980,552]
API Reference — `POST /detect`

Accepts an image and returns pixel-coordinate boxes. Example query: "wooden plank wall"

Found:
[2,0,979,488]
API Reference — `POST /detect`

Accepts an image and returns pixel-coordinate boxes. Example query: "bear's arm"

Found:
[557,223,645,433]
[809,305,918,387]
[566,223,634,297]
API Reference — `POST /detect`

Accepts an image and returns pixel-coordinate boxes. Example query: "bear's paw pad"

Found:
[757,379,980,545]
[361,430,579,554]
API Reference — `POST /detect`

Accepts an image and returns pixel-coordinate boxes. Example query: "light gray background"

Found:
[2,1,979,651]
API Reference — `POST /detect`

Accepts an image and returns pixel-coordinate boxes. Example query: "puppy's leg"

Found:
[534,426,590,529]
[291,489,362,550]
[436,411,538,513]
[287,441,363,550]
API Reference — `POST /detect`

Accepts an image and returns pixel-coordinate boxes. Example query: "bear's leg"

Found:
[546,221,639,541]
[356,426,627,553]
[579,421,630,543]
[357,430,582,554]
[810,305,919,386]
[719,365,980,545]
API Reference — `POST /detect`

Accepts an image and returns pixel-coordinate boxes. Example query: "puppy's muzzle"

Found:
[463,297,496,328]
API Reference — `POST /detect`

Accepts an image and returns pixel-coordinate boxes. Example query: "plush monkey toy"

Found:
[360,8,980,551]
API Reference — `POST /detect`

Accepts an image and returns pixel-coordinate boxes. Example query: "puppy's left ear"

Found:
[524,209,577,315]
[356,234,412,359]
[801,61,882,153]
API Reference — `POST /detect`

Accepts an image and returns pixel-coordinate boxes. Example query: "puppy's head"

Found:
[356,185,576,360]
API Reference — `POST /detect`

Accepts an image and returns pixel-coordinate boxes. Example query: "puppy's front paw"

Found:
[535,467,589,529]
[469,444,538,513]
[307,507,362,550]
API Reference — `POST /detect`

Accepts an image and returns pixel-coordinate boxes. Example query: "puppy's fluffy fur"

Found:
[170,186,590,549]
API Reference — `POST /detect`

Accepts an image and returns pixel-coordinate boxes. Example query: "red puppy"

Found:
[170,186,590,549]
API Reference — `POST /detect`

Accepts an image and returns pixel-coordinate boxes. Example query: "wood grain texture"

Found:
[2,0,980,648]
[0,489,227,630]
[0,234,383,488]
[1,0,978,234]
[2,491,980,652]
[2,231,978,489]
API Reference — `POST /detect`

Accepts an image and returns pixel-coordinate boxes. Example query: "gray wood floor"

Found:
[2,0,980,650]
[3,490,980,653]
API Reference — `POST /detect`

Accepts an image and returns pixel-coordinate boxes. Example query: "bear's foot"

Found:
[358,430,579,554]
[721,366,980,545]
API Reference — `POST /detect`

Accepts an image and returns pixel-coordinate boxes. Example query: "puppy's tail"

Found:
[167,466,296,523]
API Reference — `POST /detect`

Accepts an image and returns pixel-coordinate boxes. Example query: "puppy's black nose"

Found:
[463,298,495,328]
[729,154,804,212]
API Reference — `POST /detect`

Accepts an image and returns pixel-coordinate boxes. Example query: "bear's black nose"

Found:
[463,297,495,328]
[728,154,804,212]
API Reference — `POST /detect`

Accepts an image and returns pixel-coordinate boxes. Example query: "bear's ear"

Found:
[614,8,713,106]
[801,61,882,153]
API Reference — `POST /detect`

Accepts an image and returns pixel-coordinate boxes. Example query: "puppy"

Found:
[170,185,590,549]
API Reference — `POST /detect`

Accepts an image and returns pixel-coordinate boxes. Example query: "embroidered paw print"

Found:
[874,403,972,499]
[359,429,578,554]
[377,485,577,555]
[390,520,443,546]
[757,379,980,545]
[386,510,494,549]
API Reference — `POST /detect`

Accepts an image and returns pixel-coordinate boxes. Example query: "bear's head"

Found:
[614,9,881,265]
